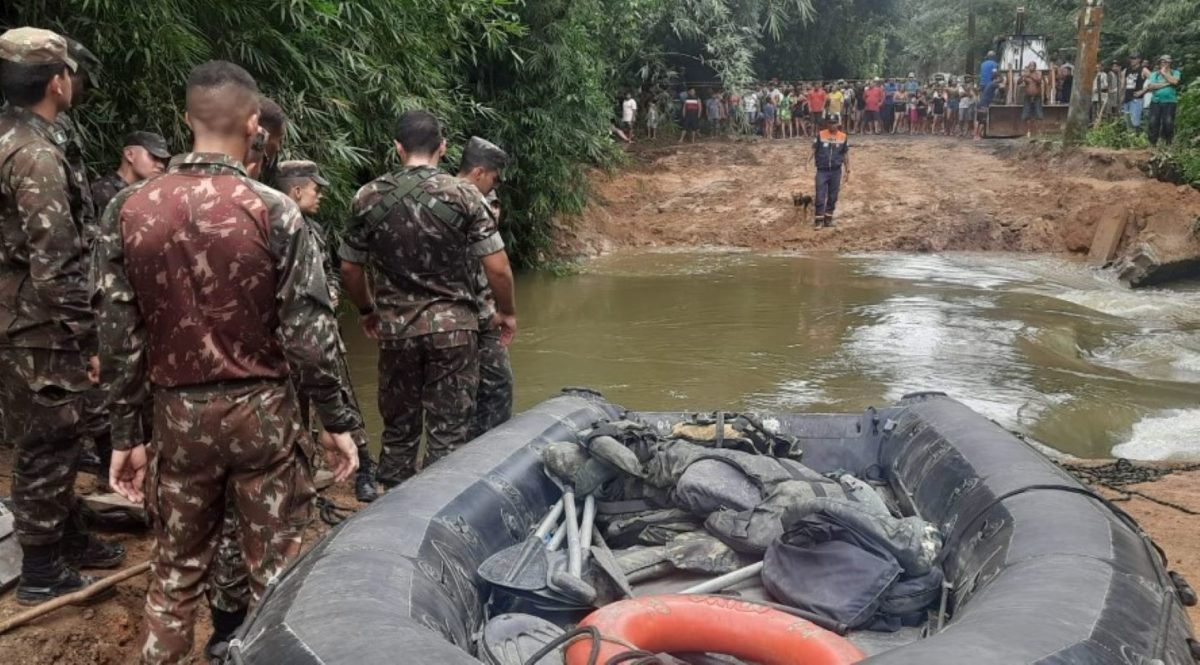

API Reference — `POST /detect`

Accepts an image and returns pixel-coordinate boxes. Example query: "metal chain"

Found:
[1058,458,1200,516]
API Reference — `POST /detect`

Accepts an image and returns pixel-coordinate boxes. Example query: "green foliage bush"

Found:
[1085,120,1149,150]
[1176,85,1200,146]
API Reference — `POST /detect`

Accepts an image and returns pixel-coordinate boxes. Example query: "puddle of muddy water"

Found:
[341,251,1200,460]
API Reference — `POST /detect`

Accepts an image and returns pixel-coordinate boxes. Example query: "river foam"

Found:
[1111,409,1200,461]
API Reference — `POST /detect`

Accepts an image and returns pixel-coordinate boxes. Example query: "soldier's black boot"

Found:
[62,533,126,569]
[355,448,379,503]
[63,507,126,569]
[205,605,247,664]
[16,543,108,606]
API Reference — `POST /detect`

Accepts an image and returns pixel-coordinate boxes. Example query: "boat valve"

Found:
[1170,570,1198,607]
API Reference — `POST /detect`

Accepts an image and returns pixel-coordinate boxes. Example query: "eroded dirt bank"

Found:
[558,136,1200,272]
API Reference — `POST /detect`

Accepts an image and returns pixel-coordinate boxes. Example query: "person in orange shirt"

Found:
[806,115,850,228]
[806,83,828,126]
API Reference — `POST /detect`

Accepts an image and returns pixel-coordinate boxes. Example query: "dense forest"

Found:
[2,0,1197,266]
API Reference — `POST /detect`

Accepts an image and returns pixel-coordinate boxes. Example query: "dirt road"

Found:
[562,134,1200,259]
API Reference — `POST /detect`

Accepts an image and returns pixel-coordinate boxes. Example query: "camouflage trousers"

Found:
[0,348,89,546]
[467,325,514,440]
[141,379,315,665]
[206,349,372,614]
[376,330,479,487]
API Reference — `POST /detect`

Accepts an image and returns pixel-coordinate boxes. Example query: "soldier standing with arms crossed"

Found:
[340,111,516,489]
[455,137,516,439]
[0,27,124,605]
[94,60,360,664]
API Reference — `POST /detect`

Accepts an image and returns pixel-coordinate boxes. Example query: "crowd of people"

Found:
[618,50,1184,146]
[1077,54,1183,145]
[620,74,1010,143]
[0,26,517,664]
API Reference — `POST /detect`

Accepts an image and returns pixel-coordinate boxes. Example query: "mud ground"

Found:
[0,449,361,664]
[559,134,1200,260]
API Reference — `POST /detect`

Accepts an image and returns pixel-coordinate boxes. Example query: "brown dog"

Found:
[792,192,813,224]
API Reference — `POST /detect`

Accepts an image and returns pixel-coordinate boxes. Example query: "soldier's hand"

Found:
[87,355,100,385]
[110,445,148,504]
[361,313,381,340]
[493,313,518,347]
[320,431,359,483]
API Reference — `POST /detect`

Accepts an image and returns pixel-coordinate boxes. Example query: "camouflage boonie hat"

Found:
[0,27,77,71]
[463,136,511,178]
[274,160,330,187]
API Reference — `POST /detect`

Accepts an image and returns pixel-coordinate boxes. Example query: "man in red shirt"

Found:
[807,83,828,125]
[864,79,884,134]
[679,89,702,143]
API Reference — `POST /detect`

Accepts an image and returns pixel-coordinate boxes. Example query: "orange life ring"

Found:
[565,595,865,665]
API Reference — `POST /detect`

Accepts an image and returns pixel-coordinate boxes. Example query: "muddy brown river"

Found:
[342,251,1200,460]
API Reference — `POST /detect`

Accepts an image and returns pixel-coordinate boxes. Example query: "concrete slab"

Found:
[1088,212,1129,265]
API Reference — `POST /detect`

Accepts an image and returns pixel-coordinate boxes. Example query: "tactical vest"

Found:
[814,130,848,171]
[362,168,463,239]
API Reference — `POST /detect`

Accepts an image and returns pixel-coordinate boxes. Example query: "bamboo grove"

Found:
[2,0,1198,265]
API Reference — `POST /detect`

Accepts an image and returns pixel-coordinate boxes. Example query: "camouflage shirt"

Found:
[0,106,96,352]
[54,112,97,249]
[90,172,127,222]
[304,215,341,305]
[473,190,500,323]
[93,152,362,449]
[339,165,503,341]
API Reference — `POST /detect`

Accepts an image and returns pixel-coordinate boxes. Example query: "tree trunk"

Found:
[1064,0,1104,145]
[966,6,976,77]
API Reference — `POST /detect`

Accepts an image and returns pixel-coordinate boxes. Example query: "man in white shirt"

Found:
[621,93,638,139]
[1092,70,1110,123]
[744,90,759,126]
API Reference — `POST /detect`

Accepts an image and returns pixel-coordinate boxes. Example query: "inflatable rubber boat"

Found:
[230,391,1197,664]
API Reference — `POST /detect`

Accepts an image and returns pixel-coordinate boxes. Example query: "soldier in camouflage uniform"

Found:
[455,138,516,439]
[244,95,286,183]
[0,27,125,605]
[201,100,296,660]
[91,131,169,217]
[341,111,517,488]
[53,38,114,486]
[275,160,379,502]
[93,61,361,665]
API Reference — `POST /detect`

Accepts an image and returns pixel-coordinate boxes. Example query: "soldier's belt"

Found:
[154,376,289,396]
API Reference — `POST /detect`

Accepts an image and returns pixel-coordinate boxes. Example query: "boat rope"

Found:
[1058,458,1200,516]
[521,625,666,665]
[316,496,355,526]
[523,625,602,665]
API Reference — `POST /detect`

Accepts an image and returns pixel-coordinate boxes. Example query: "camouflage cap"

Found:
[0,27,77,71]
[274,160,330,187]
[463,136,511,176]
[123,131,171,160]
